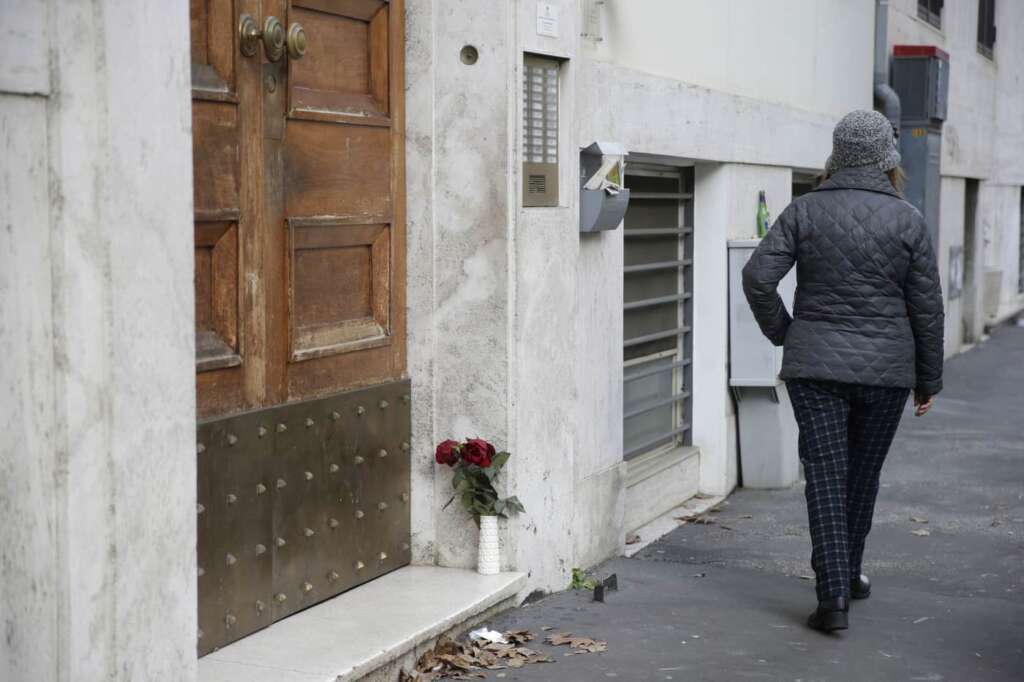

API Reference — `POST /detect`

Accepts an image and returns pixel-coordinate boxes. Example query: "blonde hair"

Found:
[886,166,906,195]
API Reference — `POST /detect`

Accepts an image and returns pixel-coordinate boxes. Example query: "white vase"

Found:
[477,515,500,575]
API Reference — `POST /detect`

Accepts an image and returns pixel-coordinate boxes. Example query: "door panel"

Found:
[283,122,392,217]
[192,0,264,419]
[191,0,408,656]
[278,0,405,401]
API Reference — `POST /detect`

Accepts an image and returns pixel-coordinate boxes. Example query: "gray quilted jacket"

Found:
[742,166,944,395]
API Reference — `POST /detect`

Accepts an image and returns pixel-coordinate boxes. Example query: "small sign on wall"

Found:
[948,245,964,299]
[537,2,559,38]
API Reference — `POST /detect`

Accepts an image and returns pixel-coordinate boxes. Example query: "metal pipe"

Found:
[874,0,901,134]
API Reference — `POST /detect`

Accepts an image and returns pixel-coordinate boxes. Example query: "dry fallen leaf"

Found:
[407,630,551,679]
[625,532,641,545]
[544,632,608,654]
[911,528,931,536]
[910,516,929,524]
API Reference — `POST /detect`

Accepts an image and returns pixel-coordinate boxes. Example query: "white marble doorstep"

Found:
[199,566,526,682]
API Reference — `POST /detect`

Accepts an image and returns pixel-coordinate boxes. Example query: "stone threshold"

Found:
[198,566,527,682]
[624,493,727,558]
[624,445,701,533]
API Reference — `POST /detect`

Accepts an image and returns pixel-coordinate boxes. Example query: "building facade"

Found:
[2,0,1022,679]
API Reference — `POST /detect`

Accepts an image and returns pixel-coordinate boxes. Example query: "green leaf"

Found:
[491,451,511,470]
[569,567,599,591]
[502,495,525,515]
[451,468,467,489]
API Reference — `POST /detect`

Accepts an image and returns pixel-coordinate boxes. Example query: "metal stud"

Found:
[225,613,237,628]
[354,455,365,465]
[328,517,339,529]
[304,528,315,537]
[304,417,314,428]
[304,470,314,481]
[378,502,388,512]
[276,478,287,489]
[197,443,206,454]
[258,425,268,438]
[198,628,204,640]
[255,543,267,556]
[275,593,287,603]
[356,406,365,416]
[355,509,365,519]
[198,566,205,577]
[379,551,388,561]
[331,410,341,421]
[379,400,389,409]
[378,449,388,459]
[401,441,411,452]
[226,493,237,505]
[402,542,411,552]
[197,503,205,515]
[276,537,287,547]
[329,463,339,473]
[328,570,340,582]
[226,553,237,566]
[355,560,365,571]
[256,483,267,495]
[402,393,411,404]
[227,434,238,446]
[302,581,313,593]
[276,423,287,433]
[401,492,410,503]
[255,600,266,613]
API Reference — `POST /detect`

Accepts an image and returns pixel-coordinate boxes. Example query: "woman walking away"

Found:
[742,109,945,634]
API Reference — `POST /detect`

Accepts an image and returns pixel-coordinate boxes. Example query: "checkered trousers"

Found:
[786,379,910,601]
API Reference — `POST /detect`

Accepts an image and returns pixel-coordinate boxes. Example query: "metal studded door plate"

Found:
[196,380,412,655]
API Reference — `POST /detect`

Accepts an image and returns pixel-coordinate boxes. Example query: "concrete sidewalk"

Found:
[484,324,1024,681]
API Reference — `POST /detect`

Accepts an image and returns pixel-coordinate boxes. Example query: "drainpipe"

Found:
[873,0,901,135]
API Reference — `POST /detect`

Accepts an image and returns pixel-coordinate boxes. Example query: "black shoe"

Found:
[851,574,871,600]
[807,597,849,633]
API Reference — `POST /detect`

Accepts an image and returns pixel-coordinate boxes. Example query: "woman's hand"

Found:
[914,391,934,417]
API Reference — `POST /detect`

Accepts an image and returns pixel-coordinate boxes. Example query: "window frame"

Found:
[917,0,943,29]
[977,0,996,60]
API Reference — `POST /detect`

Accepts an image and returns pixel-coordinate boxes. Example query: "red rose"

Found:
[434,439,460,466]
[461,438,495,468]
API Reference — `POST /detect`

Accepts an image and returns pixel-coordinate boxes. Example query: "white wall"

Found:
[938,177,966,356]
[586,0,874,121]
[0,1,195,680]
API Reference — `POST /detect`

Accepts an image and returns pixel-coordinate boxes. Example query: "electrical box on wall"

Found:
[892,45,949,125]
[522,54,560,207]
[579,141,629,232]
[892,44,949,250]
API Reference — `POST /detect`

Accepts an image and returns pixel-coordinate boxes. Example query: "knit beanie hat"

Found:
[825,110,900,174]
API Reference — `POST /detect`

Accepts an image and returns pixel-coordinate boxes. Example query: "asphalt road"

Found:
[484,323,1024,682]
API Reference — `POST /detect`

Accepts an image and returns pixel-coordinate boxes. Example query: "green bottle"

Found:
[756,190,771,238]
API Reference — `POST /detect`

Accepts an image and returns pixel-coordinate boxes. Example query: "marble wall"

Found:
[0,1,196,680]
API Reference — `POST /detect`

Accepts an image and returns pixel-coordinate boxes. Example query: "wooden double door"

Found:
[190,0,409,654]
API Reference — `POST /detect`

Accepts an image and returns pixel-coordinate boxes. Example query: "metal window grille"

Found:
[977,0,996,59]
[918,0,943,29]
[623,165,694,460]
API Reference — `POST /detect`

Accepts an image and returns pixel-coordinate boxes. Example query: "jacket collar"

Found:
[812,166,901,198]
